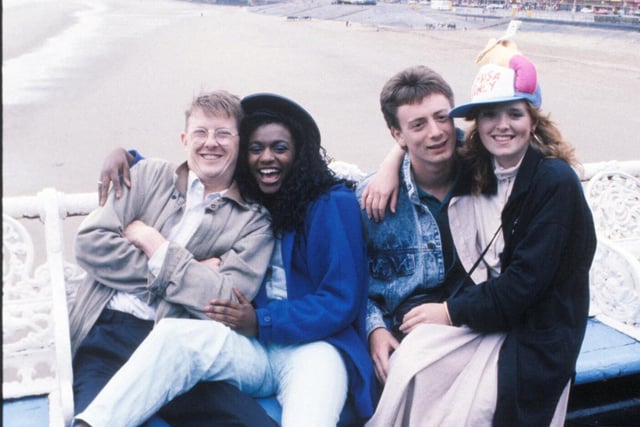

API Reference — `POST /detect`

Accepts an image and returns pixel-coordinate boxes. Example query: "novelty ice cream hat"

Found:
[449,21,542,118]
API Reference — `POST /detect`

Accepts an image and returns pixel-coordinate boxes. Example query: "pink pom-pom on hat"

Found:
[509,54,537,93]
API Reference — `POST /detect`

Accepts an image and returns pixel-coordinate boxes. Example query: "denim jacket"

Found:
[356,155,447,336]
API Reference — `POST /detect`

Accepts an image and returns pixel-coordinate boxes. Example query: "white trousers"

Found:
[76,318,348,427]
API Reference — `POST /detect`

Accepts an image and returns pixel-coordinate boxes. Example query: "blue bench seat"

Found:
[6,317,638,427]
[574,318,640,385]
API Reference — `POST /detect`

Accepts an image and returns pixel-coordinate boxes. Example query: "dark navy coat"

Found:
[447,147,597,426]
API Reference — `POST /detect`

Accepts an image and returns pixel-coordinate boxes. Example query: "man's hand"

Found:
[399,302,452,335]
[368,327,400,384]
[124,220,166,258]
[98,148,134,206]
[205,289,258,337]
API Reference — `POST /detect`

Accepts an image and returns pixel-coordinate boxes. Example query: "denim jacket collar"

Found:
[401,154,423,207]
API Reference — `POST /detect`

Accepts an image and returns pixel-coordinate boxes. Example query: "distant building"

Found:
[432,0,453,9]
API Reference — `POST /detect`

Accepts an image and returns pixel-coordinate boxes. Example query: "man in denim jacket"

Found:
[356,65,466,384]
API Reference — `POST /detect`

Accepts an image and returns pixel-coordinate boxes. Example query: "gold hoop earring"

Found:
[531,132,544,146]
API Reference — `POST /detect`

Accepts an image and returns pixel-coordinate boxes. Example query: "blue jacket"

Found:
[356,155,448,336]
[447,147,597,426]
[254,184,376,421]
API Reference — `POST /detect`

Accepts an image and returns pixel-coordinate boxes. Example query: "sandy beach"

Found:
[3,0,640,199]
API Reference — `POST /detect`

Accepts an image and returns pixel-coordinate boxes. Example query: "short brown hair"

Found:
[380,65,454,130]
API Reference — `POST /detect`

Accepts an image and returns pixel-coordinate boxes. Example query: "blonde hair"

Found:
[184,90,243,130]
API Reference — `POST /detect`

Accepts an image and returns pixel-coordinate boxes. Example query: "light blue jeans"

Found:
[76,318,348,427]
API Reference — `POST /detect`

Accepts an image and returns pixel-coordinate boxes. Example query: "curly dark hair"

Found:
[235,111,354,236]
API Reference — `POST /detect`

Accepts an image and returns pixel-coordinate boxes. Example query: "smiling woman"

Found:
[245,123,297,195]
[475,101,534,168]
[439,42,594,427]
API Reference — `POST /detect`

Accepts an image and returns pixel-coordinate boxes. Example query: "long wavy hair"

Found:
[458,102,578,194]
[235,112,352,236]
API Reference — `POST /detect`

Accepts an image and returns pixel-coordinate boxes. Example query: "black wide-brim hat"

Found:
[241,93,320,142]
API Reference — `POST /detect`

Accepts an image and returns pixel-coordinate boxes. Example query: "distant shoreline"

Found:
[3,0,639,200]
[180,0,640,34]
[3,1,86,61]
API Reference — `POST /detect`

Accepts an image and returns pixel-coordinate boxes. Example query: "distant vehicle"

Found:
[580,6,593,13]
[431,0,452,10]
[486,3,504,9]
[593,6,614,14]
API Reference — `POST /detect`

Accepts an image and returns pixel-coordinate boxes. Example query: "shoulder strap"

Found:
[450,223,502,297]
[467,224,502,277]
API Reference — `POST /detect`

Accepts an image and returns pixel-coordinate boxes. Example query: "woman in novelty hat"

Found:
[446,37,597,426]
[365,27,598,427]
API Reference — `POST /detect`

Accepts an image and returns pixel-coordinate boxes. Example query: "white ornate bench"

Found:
[585,165,640,336]
[3,161,639,427]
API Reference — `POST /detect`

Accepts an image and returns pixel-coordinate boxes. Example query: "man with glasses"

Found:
[70,90,275,426]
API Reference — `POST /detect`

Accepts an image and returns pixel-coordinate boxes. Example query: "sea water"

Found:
[2,0,201,106]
